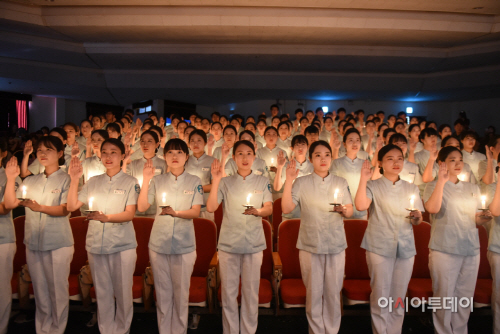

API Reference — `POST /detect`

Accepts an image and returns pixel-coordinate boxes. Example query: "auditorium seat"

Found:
[342,219,371,305]
[407,221,433,302]
[272,198,282,250]
[214,203,223,241]
[68,217,89,301]
[12,216,26,301]
[132,217,154,306]
[70,209,82,218]
[474,225,492,307]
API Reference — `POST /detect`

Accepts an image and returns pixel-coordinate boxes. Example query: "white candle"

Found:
[162,193,166,205]
[334,189,339,203]
[459,173,465,182]
[409,178,413,184]
[481,195,486,210]
[89,197,94,211]
[271,158,274,166]
[410,195,415,211]
[246,193,252,205]
[22,186,27,199]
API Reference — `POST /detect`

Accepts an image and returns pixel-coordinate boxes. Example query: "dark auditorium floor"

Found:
[7,306,493,334]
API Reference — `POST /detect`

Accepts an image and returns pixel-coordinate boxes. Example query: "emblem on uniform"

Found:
[197,185,204,194]
[135,184,140,194]
[267,184,272,193]
[14,182,19,191]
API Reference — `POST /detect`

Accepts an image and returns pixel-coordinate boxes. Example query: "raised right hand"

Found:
[360,159,373,181]
[211,159,223,181]
[285,159,299,181]
[437,162,449,183]
[277,150,286,168]
[5,156,20,179]
[143,159,155,182]
[68,156,83,180]
[23,140,33,156]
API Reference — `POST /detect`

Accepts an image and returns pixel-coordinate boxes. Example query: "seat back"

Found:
[214,203,223,241]
[132,217,155,276]
[261,219,273,280]
[13,216,26,273]
[192,218,217,277]
[70,209,82,218]
[277,219,301,279]
[344,219,369,280]
[422,211,430,225]
[69,217,89,274]
[412,221,431,278]
[477,225,492,279]
[272,198,283,247]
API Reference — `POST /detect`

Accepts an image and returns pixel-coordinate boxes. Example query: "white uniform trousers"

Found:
[218,250,263,334]
[199,211,215,221]
[299,249,345,334]
[429,250,479,334]
[0,243,15,334]
[488,250,500,334]
[366,251,414,334]
[26,245,74,334]
[149,250,196,334]
[88,248,137,334]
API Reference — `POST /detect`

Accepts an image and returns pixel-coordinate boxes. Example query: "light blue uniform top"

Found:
[185,154,215,211]
[224,157,269,179]
[213,146,233,165]
[361,176,424,258]
[330,156,367,219]
[400,160,424,186]
[462,150,486,182]
[217,172,273,254]
[257,145,288,194]
[292,173,352,254]
[277,138,292,158]
[17,169,73,251]
[485,183,500,254]
[424,180,482,256]
[147,172,204,254]
[78,171,139,254]
[279,158,314,219]
[82,156,106,182]
[0,168,21,245]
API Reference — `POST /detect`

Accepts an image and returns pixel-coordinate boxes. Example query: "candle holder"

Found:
[17,197,30,201]
[405,208,418,219]
[478,208,490,216]
[330,203,342,213]
[84,210,98,214]
[243,204,254,209]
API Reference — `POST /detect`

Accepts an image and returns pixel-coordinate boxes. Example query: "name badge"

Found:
[254,190,263,194]
[51,189,62,194]
[184,190,194,195]
[202,167,210,171]
[114,190,125,195]
[472,193,477,198]
[254,170,263,175]
[155,168,162,174]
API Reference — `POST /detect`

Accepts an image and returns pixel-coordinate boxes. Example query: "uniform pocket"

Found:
[365,222,396,252]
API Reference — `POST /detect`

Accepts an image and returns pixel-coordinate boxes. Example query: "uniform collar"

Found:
[43,167,63,179]
[462,149,474,156]
[236,170,255,181]
[105,170,124,182]
[312,171,331,182]
[264,145,278,152]
[168,170,186,181]
[294,158,309,168]
[192,153,206,161]
[447,179,464,188]
[381,175,401,186]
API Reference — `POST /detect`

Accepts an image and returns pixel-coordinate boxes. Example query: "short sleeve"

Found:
[423,181,437,202]
[28,159,41,175]
[78,181,88,204]
[192,179,204,206]
[126,162,133,176]
[486,183,496,206]
[224,160,236,177]
[59,177,70,204]
[474,184,483,210]
[127,178,139,206]
[478,160,488,181]
[341,178,353,205]
[15,177,26,198]
[291,178,301,206]
[366,180,374,201]
[412,184,425,212]
[263,180,273,204]
[147,178,156,206]
[330,160,339,176]
[413,169,424,186]
[217,179,225,204]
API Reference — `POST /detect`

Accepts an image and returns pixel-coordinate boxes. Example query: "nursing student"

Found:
[4,136,74,334]
[207,140,273,334]
[213,125,238,165]
[424,146,492,334]
[486,155,500,334]
[137,138,203,334]
[330,128,368,219]
[82,129,108,182]
[224,131,269,179]
[185,130,216,220]
[67,138,140,334]
[281,140,353,334]
[257,126,288,200]
[0,139,21,334]
[125,130,167,216]
[355,144,423,334]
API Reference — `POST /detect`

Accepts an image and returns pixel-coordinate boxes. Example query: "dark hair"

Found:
[211,111,221,117]
[487,135,500,148]
[91,129,109,140]
[149,125,164,137]
[256,119,267,127]
[164,138,189,156]
[437,146,462,163]
[219,115,228,122]
[497,153,500,174]
[376,110,385,115]
[0,137,12,168]
[239,130,256,141]
[394,121,405,128]
[49,127,68,141]
[389,133,407,145]
[177,120,188,128]
[454,118,467,126]
[279,114,289,121]
[308,140,332,160]
[184,125,196,134]
[377,123,388,132]
[106,123,121,135]
[277,121,290,130]
[377,144,404,175]
[438,124,452,134]
[460,130,478,142]
[223,125,237,135]
[233,140,255,154]
[246,116,255,122]
[338,108,346,113]
[397,111,406,118]
[383,128,396,139]
[115,120,124,130]
[80,119,92,127]
[408,124,420,133]
[101,138,125,155]
[418,128,439,142]
[291,134,308,147]
[38,135,66,166]
[299,117,308,123]
[189,129,207,143]
[441,135,463,150]
[343,128,361,143]
[294,108,304,115]
[304,125,319,135]
[365,120,375,126]
[140,130,160,153]
[305,110,315,116]
[211,122,222,129]
[244,123,256,132]
[264,126,278,136]
[270,104,279,111]
[426,121,437,129]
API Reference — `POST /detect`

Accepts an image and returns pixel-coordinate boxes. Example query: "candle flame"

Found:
[481,195,486,201]
[246,193,252,205]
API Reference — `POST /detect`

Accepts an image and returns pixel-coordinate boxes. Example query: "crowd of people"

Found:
[1,104,500,334]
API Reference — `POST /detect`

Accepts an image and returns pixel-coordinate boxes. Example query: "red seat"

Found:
[275,219,305,308]
[407,221,432,301]
[218,219,274,308]
[132,217,155,302]
[70,209,82,218]
[12,216,26,298]
[474,225,492,305]
[272,198,282,250]
[68,217,89,299]
[343,219,370,303]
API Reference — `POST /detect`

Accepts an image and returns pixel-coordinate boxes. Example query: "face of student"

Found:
[201,119,210,132]
[462,136,475,150]
[410,118,418,125]
[189,134,206,154]
[211,124,222,137]
[409,126,421,141]
[422,135,437,148]
[442,151,464,176]
[212,114,220,122]
[345,133,361,153]
[244,124,256,134]
[120,118,130,131]
[177,123,187,139]
[37,143,63,167]
[184,128,194,143]
[81,122,93,137]
[439,127,452,139]
[490,139,500,158]
[272,118,280,129]
[300,119,309,129]
[306,112,314,122]
[366,122,376,135]
[49,131,67,146]
[380,148,404,176]
[310,145,332,172]
[189,115,196,124]
[324,118,334,131]
[427,123,437,130]
[246,118,255,124]
[239,133,256,147]
[140,133,159,156]
[194,118,202,129]
[230,119,240,130]
[233,144,255,171]
[264,129,278,146]
[92,117,101,129]
[278,124,289,139]
[172,118,180,128]
[296,112,303,120]
[305,132,319,146]
[293,142,308,157]
[164,148,188,169]
[392,140,408,155]
[395,123,406,134]
[223,129,237,147]
[91,133,106,153]
[107,128,120,139]
[388,116,396,126]
[101,143,125,170]
[105,112,114,123]
[444,137,460,149]
[271,107,279,117]
[385,132,395,145]
[316,110,324,119]
[63,125,77,143]
[220,118,228,128]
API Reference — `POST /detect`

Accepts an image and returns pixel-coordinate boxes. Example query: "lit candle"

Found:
[89,197,94,211]
[271,158,274,166]
[334,189,339,203]
[458,173,465,182]
[409,178,413,184]
[481,195,486,210]
[410,195,415,211]
[22,186,27,199]
[162,193,166,206]
[246,193,252,205]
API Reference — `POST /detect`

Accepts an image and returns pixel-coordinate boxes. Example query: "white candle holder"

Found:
[329,203,342,213]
